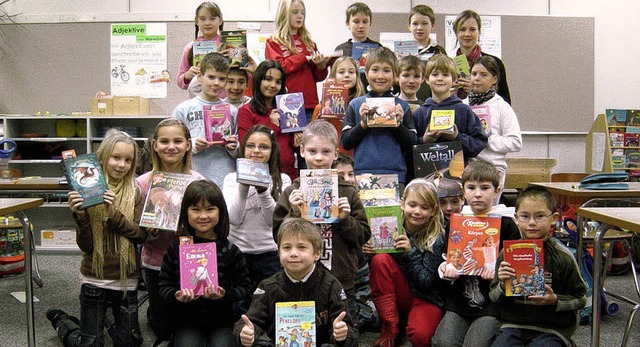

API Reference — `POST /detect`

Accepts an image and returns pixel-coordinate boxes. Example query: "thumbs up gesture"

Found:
[240,314,255,346]
[332,311,348,342]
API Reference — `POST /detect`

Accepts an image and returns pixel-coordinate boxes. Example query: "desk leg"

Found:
[21,212,36,347]
[577,214,585,268]
[591,227,610,347]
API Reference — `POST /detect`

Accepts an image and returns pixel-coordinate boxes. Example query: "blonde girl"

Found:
[136,118,204,342]
[366,178,445,347]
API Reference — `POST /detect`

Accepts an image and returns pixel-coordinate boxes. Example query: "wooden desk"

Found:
[577,207,640,347]
[0,198,44,347]
[0,177,67,190]
[529,181,640,199]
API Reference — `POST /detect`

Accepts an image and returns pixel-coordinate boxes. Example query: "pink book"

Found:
[179,242,218,296]
[203,103,232,144]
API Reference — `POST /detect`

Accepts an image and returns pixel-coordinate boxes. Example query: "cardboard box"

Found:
[504,158,557,190]
[113,96,150,116]
[40,229,77,249]
[90,98,113,116]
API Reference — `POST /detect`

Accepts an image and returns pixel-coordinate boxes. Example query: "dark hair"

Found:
[249,60,287,115]
[194,2,224,38]
[227,67,250,80]
[461,158,499,189]
[200,52,229,75]
[277,218,323,253]
[177,180,230,241]
[409,4,436,24]
[472,55,501,83]
[515,186,557,214]
[239,125,283,200]
[399,54,426,76]
[345,2,372,23]
[332,153,354,168]
[365,46,398,76]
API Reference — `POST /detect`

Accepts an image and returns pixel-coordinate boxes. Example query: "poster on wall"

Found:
[444,15,501,58]
[110,23,167,98]
[246,32,270,64]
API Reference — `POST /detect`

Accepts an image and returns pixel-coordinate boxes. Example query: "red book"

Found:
[320,79,349,120]
[447,213,501,276]
[503,239,546,297]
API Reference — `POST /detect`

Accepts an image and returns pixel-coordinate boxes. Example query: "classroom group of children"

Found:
[43,1,587,347]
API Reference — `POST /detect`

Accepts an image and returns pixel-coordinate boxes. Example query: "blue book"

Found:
[63,153,108,210]
[352,42,378,72]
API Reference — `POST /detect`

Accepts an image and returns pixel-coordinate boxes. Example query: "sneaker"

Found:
[46,308,68,327]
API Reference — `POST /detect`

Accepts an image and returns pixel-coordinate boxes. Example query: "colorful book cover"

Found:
[299,169,339,224]
[193,39,218,67]
[365,204,403,253]
[203,103,232,144]
[179,242,218,296]
[320,79,349,120]
[236,158,271,187]
[611,155,626,170]
[628,109,640,126]
[412,141,465,179]
[221,30,249,67]
[63,153,108,210]
[626,150,640,176]
[624,133,639,147]
[429,109,455,134]
[503,239,545,297]
[453,54,471,80]
[356,173,400,206]
[609,132,625,147]
[447,213,502,276]
[352,42,378,72]
[275,301,316,347]
[364,97,398,127]
[277,92,306,133]
[393,40,418,58]
[140,171,198,231]
[627,126,640,134]
[605,109,628,127]
[470,104,492,136]
[611,148,624,156]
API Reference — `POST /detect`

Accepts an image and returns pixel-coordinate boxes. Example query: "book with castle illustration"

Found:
[63,153,108,209]
[179,242,218,296]
[503,239,545,297]
[365,204,403,253]
[236,158,271,187]
[412,141,464,179]
[275,301,316,347]
[446,213,502,276]
[203,103,232,145]
[356,173,400,206]
[299,169,339,224]
[139,171,198,231]
[277,92,306,133]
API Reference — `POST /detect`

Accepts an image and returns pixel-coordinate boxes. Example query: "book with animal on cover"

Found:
[276,92,306,133]
[63,153,108,210]
[139,171,198,231]
[203,103,232,144]
[470,104,491,136]
[356,173,400,206]
[365,204,403,253]
[275,301,316,347]
[503,239,546,297]
[429,109,455,134]
[221,30,249,67]
[412,141,464,179]
[299,169,339,224]
[236,158,271,187]
[192,39,218,67]
[320,79,349,120]
[364,97,399,127]
[446,213,502,276]
[352,42,378,73]
[179,242,218,296]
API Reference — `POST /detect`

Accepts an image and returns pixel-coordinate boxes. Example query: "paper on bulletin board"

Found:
[110,23,167,98]
[591,132,605,172]
[444,15,501,58]
[246,32,270,63]
[379,32,437,51]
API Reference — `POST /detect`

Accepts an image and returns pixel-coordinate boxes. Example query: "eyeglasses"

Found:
[516,213,554,223]
[245,143,271,151]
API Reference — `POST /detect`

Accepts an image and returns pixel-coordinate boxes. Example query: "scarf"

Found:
[457,44,482,67]
[468,87,496,106]
[87,178,137,287]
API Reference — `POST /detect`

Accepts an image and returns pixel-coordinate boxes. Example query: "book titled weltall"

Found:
[413,141,464,179]
[299,169,339,224]
[140,171,198,231]
[179,242,218,296]
[503,239,545,297]
[63,153,108,209]
[446,213,501,276]
[275,301,316,347]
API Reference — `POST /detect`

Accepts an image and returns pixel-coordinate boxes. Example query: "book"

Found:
[352,42,379,72]
[412,141,465,179]
[63,153,108,210]
[221,30,249,67]
[179,242,218,296]
[447,213,502,276]
[364,97,398,127]
[356,173,400,206]
[319,79,349,120]
[453,54,471,80]
[611,155,626,170]
[299,169,340,224]
[626,150,640,176]
[236,158,270,187]
[625,133,639,147]
[275,301,316,347]
[429,109,455,134]
[364,204,403,253]
[470,104,492,136]
[605,109,628,127]
[628,109,640,126]
[393,40,418,58]
[140,171,198,231]
[276,92,306,133]
[609,132,625,147]
[203,103,232,144]
[193,39,218,67]
[503,239,545,297]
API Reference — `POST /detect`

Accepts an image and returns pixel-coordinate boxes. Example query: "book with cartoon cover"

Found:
[503,239,545,297]
[446,213,502,276]
[236,158,271,187]
[364,204,403,253]
[140,171,198,231]
[429,109,455,134]
[364,97,398,127]
[276,92,306,133]
[393,40,418,58]
[221,30,249,67]
[605,109,627,127]
[63,153,108,209]
[193,39,218,67]
[356,173,400,206]
[470,104,491,136]
[626,150,640,176]
[412,141,464,179]
[320,79,349,120]
[179,242,218,296]
[275,301,316,347]
[453,54,471,80]
[352,42,378,72]
[299,169,339,224]
[203,103,232,144]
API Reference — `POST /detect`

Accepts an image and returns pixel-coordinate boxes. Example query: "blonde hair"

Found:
[329,56,364,100]
[402,178,444,252]
[273,0,315,53]
[96,129,138,187]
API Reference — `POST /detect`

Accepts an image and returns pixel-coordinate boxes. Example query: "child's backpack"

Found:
[607,239,631,276]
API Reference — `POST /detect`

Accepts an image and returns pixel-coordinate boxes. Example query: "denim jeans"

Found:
[79,283,143,347]
[143,267,170,340]
[492,328,566,347]
[432,311,500,347]
[173,326,234,347]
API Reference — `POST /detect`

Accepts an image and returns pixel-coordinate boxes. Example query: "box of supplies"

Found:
[112,96,149,116]
[90,97,113,116]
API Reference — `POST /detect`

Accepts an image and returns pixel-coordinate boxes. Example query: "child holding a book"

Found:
[136,118,205,342]
[433,159,520,347]
[173,52,239,188]
[234,218,356,346]
[223,67,252,109]
[158,180,252,345]
[273,120,371,332]
[413,54,487,164]
[341,46,418,186]
[490,186,587,347]
[464,56,522,203]
[223,125,293,309]
[237,60,298,180]
[363,178,445,347]
[47,129,144,346]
